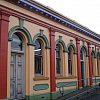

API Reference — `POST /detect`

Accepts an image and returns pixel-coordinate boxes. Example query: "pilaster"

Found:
[0,10,10,99]
[87,42,92,86]
[49,28,56,92]
[76,38,82,87]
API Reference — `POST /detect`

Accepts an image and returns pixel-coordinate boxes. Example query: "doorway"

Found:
[10,33,25,99]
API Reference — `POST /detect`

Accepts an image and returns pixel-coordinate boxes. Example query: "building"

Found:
[0,0,100,100]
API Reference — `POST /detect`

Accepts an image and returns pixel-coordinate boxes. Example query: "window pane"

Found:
[56,44,61,74]
[11,33,23,51]
[56,44,60,57]
[80,50,84,60]
[34,39,43,75]
[68,47,72,75]
[81,61,84,78]
[35,40,42,55]
[35,55,42,74]
[68,47,72,59]
[56,58,61,74]
[68,60,72,74]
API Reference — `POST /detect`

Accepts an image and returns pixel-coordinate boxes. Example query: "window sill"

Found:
[33,76,49,81]
[56,76,77,79]
[92,75,98,78]
[56,76,67,79]
[66,76,77,79]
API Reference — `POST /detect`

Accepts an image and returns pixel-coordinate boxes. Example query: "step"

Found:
[56,87,96,100]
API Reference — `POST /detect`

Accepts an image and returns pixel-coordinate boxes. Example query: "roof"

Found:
[7,0,100,41]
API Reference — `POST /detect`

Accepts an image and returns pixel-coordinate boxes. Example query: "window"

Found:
[80,48,86,86]
[80,49,85,73]
[68,47,72,75]
[34,39,43,75]
[11,33,23,51]
[80,50,84,61]
[56,44,61,74]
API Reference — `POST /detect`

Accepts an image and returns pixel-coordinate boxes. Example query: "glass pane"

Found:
[68,60,72,74]
[34,39,43,75]
[68,47,72,59]
[35,55,43,74]
[68,47,72,75]
[11,33,23,51]
[56,44,61,74]
[56,59,61,74]
[81,61,84,79]
[68,52,71,59]
[34,40,42,55]
[80,50,84,60]
[56,44,60,57]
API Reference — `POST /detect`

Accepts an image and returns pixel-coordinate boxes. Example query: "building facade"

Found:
[0,0,100,100]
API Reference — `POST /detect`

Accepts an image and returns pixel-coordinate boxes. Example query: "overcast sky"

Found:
[35,0,100,34]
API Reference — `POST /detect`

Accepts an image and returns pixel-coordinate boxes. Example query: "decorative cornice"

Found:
[17,0,100,41]
[0,3,100,47]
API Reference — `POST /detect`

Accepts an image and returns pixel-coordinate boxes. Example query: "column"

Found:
[0,10,10,99]
[76,38,82,87]
[87,42,92,86]
[49,28,56,92]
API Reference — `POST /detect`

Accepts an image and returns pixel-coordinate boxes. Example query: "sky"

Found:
[35,0,100,34]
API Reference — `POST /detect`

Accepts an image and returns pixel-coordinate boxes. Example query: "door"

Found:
[10,52,25,99]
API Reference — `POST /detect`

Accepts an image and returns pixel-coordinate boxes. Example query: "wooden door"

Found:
[10,53,25,99]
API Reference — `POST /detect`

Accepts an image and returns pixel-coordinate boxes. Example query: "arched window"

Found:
[80,49,85,69]
[11,33,23,51]
[34,39,43,75]
[80,47,87,69]
[91,52,95,76]
[56,44,61,75]
[68,47,72,75]
[80,49,84,61]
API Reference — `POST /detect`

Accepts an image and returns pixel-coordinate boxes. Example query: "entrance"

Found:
[10,33,25,99]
